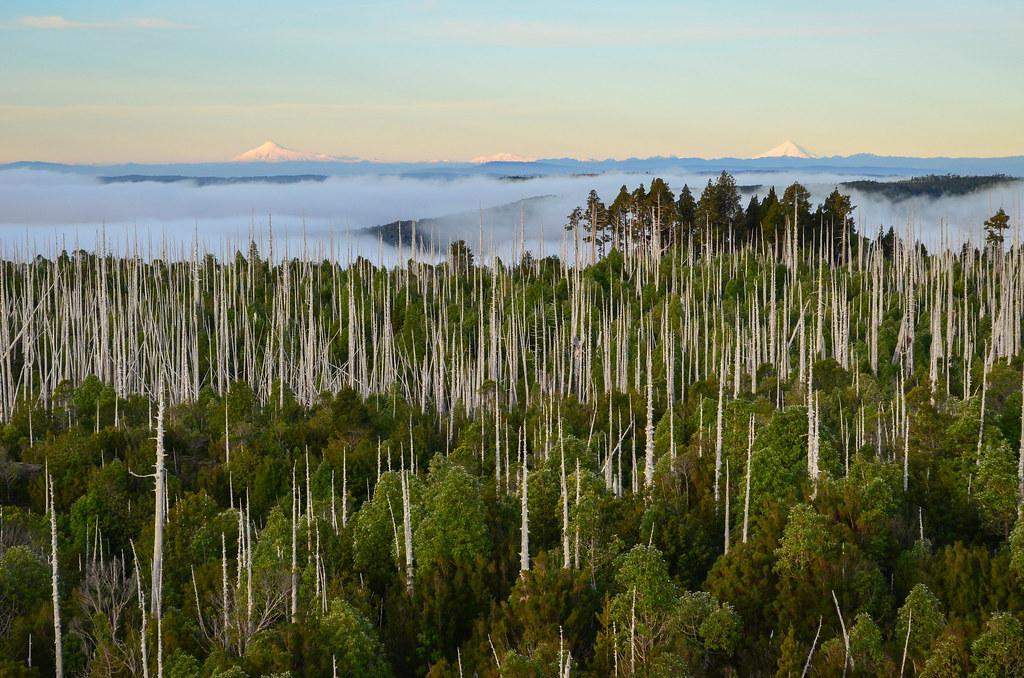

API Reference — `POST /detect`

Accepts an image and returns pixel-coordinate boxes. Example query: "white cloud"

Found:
[435,17,950,48]
[14,15,192,31]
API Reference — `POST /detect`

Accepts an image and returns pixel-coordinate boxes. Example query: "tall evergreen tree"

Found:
[676,184,697,229]
[781,182,812,236]
[696,171,742,237]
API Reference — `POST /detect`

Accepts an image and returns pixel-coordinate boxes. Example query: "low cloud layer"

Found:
[0,169,1019,260]
[12,15,193,30]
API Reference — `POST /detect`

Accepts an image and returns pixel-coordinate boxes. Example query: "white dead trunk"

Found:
[290,465,298,622]
[714,360,725,505]
[151,397,165,678]
[644,344,655,488]
[48,475,63,678]
[401,469,414,595]
[742,414,753,544]
[520,444,529,574]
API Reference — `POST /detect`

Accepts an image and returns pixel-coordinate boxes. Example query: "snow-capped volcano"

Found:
[752,141,817,159]
[233,141,341,162]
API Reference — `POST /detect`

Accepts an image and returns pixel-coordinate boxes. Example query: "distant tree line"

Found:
[565,172,856,255]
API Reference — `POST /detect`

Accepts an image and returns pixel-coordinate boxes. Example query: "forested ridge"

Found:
[0,176,1023,677]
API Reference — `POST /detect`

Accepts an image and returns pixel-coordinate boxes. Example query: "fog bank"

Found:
[0,169,1020,259]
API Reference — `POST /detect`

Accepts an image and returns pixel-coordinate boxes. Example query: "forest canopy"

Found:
[0,193,1022,676]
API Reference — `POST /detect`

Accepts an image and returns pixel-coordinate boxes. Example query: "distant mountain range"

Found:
[4,153,1024,179]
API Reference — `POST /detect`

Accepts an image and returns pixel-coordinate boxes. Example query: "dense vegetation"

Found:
[841,174,1019,202]
[0,178,1023,676]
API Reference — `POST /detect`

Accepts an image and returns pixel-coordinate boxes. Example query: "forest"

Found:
[0,174,1023,677]
[839,175,1020,202]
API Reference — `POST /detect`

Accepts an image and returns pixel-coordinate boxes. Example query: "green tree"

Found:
[750,407,813,510]
[781,182,812,235]
[673,590,741,670]
[0,545,50,660]
[971,612,1024,677]
[676,184,697,229]
[696,172,742,236]
[774,503,837,579]
[413,456,490,573]
[647,178,677,246]
[583,190,610,254]
[920,631,967,677]
[895,583,947,668]
[602,545,680,672]
[352,471,423,591]
[848,612,891,675]
[281,597,394,677]
[447,240,474,273]
[984,208,1010,247]
[1010,514,1024,579]
[819,187,856,249]
[742,194,761,243]
[975,438,1018,536]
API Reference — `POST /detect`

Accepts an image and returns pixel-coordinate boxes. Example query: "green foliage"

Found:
[896,583,947,665]
[774,503,836,578]
[920,631,967,677]
[975,438,1019,536]
[0,546,48,613]
[316,597,393,677]
[971,612,1024,677]
[843,174,1017,201]
[1011,514,1024,579]
[985,208,1011,247]
[1,225,1022,676]
[848,613,890,675]
[413,456,490,573]
[352,471,422,590]
[750,408,811,510]
[167,650,203,678]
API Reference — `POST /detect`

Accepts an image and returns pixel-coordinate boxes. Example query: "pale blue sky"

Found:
[1,1,1021,162]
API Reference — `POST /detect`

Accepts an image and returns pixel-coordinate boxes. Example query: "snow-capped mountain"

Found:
[470,152,534,164]
[233,141,342,162]
[752,141,817,159]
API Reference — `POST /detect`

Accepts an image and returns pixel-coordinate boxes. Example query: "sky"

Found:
[1,0,1022,164]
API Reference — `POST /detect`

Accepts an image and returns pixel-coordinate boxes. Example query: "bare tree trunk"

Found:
[151,397,165,678]
[1019,364,1024,502]
[520,442,530,574]
[290,465,298,623]
[899,609,913,677]
[48,475,63,678]
[714,358,725,505]
[644,344,654,489]
[801,616,823,678]
[131,542,150,678]
[401,469,414,595]
[742,414,753,544]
